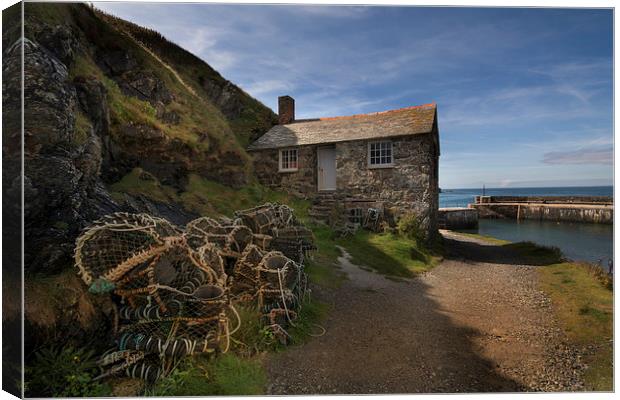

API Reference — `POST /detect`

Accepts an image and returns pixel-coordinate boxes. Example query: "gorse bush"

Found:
[25,346,111,397]
[397,213,425,243]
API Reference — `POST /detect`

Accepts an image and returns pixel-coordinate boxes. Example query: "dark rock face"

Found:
[119,69,174,104]
[74,76,110,136]
[23,38,78,154]
[201,79,244,119]
[159,109,180,125]
[13,31,196,347]
[10,2,273,355]
[19,37,113,274]
[35,24,81,66]
[2,39,23,155]
[24,272,117,353]
[97,48,138,75]
[97,48,173,105]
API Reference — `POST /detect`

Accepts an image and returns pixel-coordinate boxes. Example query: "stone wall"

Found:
[472,203,613,224]
[252,146,317,198]
[335,133,439,236]
[476,195,613,205]
[438,208,478,230]
[251,131,440,237]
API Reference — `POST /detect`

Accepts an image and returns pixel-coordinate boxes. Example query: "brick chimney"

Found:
[278,95,295,125]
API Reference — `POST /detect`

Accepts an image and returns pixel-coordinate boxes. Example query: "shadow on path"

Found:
[266,245,524,394]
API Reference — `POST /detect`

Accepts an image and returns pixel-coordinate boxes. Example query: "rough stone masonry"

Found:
[249,96,440,237]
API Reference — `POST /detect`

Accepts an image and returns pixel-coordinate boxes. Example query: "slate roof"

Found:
[247,103,437,151]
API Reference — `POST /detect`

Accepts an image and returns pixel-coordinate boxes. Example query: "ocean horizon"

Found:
[439,185,613,208]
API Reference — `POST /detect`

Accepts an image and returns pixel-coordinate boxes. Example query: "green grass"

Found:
[229,306,278,356]
[180,174,310,220]
[73,111,92,146]
[452,231,563,266]
[305,224,346,288]
[538,262,613,391]
[286,299,330,345]
[108,169,311,221]
[25,345,112,397]
[503,241,563,265]
[108,167,178,204]
[65,16,253,179]
[336,230,441,278]
[148,353,266,396]
[452,231,511,245]
[179,174,311,218]
[97,8,276,147]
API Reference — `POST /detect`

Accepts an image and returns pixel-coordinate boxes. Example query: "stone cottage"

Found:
[248,96,440,237]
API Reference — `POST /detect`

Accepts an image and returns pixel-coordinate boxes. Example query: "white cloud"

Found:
[242,79,295,97]
[291,5,370,18]
[542,146,613,165]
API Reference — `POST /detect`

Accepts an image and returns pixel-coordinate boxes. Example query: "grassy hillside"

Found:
[98,7,277,147]
[22,2,281,217]
[109,167,310,218]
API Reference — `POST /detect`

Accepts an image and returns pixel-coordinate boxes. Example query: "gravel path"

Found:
[266,230,586,394]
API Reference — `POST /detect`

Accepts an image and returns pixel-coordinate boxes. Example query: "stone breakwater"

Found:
[470,196,613,225]
[438,207,478,230]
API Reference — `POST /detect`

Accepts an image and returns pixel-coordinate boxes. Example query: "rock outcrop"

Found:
[2,1,277,351]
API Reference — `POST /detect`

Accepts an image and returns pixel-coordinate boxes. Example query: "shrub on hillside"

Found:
[397,213,424,243]
[25,346,111,397]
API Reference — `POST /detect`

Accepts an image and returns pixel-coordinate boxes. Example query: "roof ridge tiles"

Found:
[313,103,436,122]
[247,102,437,150]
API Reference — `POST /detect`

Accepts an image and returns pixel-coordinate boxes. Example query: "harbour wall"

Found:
[475,195,613,205]
[438,207,478,230]
[471,196,613,224]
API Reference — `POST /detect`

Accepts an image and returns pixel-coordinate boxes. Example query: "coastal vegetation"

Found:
[504,241,564,265]
[538,262,613,391]
[148,354,266,396]
[336,230,442,278]
[450,231,511,245]
[109,167,311,219]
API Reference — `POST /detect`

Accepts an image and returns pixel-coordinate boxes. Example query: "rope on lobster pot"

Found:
[307,323,327,337]
[126,362,162,384]
[227,303,242,336]
[93,350,146,381]
[221,314,231,354]
[277,268,296,327]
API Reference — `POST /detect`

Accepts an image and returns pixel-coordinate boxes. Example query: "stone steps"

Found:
[309,193,339,224]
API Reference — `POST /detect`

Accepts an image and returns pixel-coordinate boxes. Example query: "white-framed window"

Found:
[368,141,393,167]
[279,148,299,172]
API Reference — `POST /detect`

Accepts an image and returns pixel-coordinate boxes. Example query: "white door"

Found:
[318,147,336,191]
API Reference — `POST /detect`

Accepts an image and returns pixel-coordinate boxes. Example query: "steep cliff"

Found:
[9,2,276,272]
[2,2,278,350]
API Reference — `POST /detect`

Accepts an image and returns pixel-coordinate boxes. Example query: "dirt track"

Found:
[266,230,585,394]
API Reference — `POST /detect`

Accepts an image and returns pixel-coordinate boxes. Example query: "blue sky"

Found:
[94,2,613,189]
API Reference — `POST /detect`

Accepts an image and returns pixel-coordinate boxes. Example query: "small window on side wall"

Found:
[368,141,393,167]
[279,148,299,172]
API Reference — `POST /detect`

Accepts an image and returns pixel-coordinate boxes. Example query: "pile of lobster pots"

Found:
[74,203,315,384]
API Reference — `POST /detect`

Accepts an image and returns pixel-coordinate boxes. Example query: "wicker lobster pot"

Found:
[235,204,279,234]
[113,247,219,311]
[256,251,301,289]
[74,213,182,288]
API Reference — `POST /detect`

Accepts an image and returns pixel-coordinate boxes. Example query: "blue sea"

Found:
[440,186,613,208]
[440,186,614,264]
